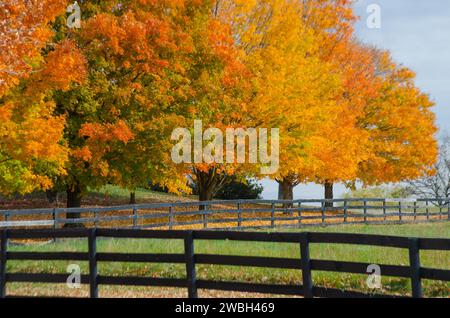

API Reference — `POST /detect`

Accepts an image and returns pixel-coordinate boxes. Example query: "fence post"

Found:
[271,203,276,228]
[0,230,8,298]
[131,207,138,229]
[298,202,302,226]
[300,233,313,298]
[408,238,422,298]
[51,208,59,243]
[88,229,99,298]
[447,199,450,220]
[363,200,368,224]
[237,203,242,228]
[52,208,58,230]
[399,201,403,222]
[203,204,208,229]
[168,206,174,230]
[413,201,417,222]
[343,200,348,223]
[321,202,326,226]
[426,200,430,220]
[94,208,100,228]
[383,199,387,222]
[184,231,198,298]
[4,213,9,231]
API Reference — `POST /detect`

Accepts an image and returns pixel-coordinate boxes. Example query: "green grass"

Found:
[7,222,450,297]
[88,184,196,202]
[0,185,198,210]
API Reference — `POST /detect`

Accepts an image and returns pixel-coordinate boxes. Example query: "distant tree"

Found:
[356,49,438,191]
[407,135,450,199]
[214,178,263,200]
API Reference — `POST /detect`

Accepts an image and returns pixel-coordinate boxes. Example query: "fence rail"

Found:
[0,198,449,230]
[0,228,449,298]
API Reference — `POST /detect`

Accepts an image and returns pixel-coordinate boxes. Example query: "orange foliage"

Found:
[0,0,438,200]
[0,0,67,96]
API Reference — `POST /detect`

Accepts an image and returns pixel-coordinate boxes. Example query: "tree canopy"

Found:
[0,0,438,208]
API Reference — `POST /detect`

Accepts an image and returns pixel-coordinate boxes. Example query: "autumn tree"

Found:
[68,0,260,207]
[300,1,437,202]
[0,0,75,195]
[357,49,438,188]
[310,39,437,205]
[0,0,67,95]
[15,0,248,213]
[217,0,437,204]
[215,0,356,203]
[304,10,436,204]
[186,7,255,202]
[311,41,377,206]
[2,0,250,211]
[42,0,203,211]
[284,0,369,206]
[2,0,438,211]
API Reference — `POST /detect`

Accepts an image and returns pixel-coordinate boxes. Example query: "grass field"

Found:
[0,185,197,210]
[89,185,197,203]
[5,222,450,298]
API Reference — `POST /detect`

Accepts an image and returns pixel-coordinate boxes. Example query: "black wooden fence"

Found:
[0,228,449,298]
[0,198,449,230]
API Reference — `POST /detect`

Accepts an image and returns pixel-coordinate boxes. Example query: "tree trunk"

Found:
[278,182,283,200]
[129,191,136,205]
[65,183,84,228]
[278,179,294,209]
[324,181,334,208]
[198,182,215,211]
[199,187,214,201]
[195,168,228,211]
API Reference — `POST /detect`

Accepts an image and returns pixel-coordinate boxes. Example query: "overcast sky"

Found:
[354,0,450,134]
[260,0,450,199]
